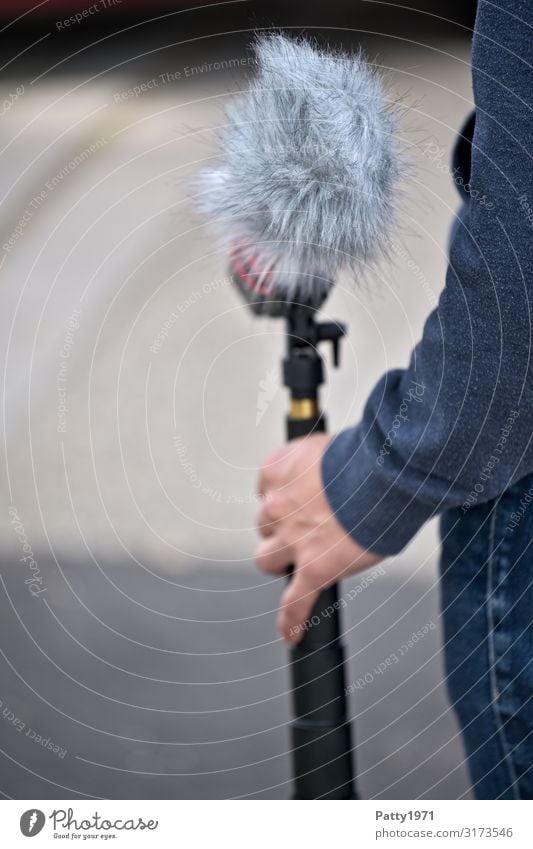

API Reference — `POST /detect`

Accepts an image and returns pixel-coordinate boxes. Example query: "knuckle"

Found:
[260,461,275,488]
[268,492,287,521]
[254,549,270,572]
[259,494,282,526]
[254,545,277,574]
[275,526,290,548]
[257,504,273,527]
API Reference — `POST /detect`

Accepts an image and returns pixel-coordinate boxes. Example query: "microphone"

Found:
[196,33,399,801]
[197,33,400,305]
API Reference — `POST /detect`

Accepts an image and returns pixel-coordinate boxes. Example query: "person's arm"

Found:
[255,1,533,641]
[322,0,533,555]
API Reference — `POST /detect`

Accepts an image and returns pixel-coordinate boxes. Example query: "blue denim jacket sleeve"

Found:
[322,0,533,555]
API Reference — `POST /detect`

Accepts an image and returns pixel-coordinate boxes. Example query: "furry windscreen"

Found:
[197,34,399,296]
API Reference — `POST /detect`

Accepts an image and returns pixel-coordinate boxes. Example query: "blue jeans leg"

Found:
[440,474,533,799]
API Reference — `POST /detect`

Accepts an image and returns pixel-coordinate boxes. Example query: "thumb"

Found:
[277,566,321,645]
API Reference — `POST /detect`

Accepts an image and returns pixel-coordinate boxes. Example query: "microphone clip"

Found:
[283,303,345,437]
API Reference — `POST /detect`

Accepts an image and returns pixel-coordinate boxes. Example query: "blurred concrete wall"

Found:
[0,9,474,799]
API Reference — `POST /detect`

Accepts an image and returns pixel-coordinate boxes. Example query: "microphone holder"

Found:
[282,303,358,800]
[228,249,357,799]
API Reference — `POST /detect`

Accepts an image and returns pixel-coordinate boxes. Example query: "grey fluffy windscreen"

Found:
[197,34,399,295]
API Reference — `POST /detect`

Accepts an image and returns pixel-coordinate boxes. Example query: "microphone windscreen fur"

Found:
[197,34,400,299]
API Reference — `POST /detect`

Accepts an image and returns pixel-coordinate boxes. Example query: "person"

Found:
[254,0,533,800]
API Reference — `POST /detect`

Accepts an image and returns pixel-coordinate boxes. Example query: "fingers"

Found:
[254,536,292,575]
[256,496,277,538]
[277,565,321,645]
[257,440,301,497]
[256,491,288,538]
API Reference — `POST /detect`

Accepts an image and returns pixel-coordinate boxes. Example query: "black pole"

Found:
[282,305,357,800]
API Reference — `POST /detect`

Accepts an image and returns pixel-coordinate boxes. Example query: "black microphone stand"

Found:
[283,303,357,800]
[229,252,357,799]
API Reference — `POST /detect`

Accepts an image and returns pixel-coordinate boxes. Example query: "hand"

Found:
[255,434,383,643]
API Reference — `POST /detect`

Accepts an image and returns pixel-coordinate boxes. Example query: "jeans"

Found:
[440,474,533,799]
